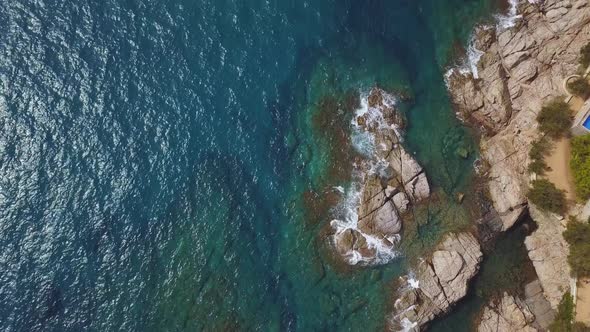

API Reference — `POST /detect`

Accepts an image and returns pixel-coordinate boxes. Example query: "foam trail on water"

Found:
[400,318,418,332]
[466,40,484,79]
[495,0,522,30]
[387,271,425,330]
[444,28,488,84]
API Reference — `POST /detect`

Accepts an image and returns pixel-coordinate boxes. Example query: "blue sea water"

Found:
[0,0,509,331]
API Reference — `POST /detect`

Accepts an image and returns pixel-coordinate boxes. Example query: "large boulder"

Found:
[525,204,571,309]
[477,293,537,332]
[389,233,483,330]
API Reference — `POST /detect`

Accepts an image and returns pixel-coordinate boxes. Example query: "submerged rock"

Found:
[389,232,483,330]
[331,88,431,265]
[477,293,537,332]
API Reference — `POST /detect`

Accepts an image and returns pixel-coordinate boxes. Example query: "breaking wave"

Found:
[329,89,403,266]
[494,0,522,30]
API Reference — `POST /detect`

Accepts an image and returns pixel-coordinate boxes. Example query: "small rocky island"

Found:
[331,88,430,265]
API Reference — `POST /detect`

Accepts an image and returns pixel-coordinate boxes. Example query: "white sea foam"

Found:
[330,89,403,266]
[388,294,419,332]
[443,31,485,86]
[408,277,420,289]
[351,91,398,133]
[387,272,427,330]
[445,0,524,84]
[351,130,375,157]
[330,181,399,265]
[333,185,345,194]
[494,0,522,30]
[400,318,418,332]
[467,40,485,79]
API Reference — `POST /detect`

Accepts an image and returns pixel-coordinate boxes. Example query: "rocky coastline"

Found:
[443,0,590,330]
[326,87,486,330]
[389,232,483,331]
[327,1,590,330]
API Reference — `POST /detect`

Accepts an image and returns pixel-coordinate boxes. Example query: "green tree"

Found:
[549,292,575,332]
[528,137,551,175]
[563,217,590,278]
[571,135,590,200]
[567,77,590,99]
[580,42,590,68]
[537,98,572,139]
[528,179,567,215]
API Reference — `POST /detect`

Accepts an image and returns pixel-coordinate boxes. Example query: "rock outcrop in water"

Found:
[477,293,537,332]
[447,0,589,311]
[447,0,590,230]
[331,88,430,265]
[389,232,483,331]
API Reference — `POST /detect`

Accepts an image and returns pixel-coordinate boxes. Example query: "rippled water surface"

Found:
[0,1,504,330]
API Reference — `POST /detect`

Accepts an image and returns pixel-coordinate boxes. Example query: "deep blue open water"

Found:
[0,1,509,331]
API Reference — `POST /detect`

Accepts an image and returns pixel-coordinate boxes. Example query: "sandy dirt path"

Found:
[577,278,590,324]
[545,138,576,201]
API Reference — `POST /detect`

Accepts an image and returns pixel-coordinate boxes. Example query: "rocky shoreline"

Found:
[382,0,590,330]
[325,87,487,330]
[327,1,590,330]
[443,0,590,330]
[389,232,483,331]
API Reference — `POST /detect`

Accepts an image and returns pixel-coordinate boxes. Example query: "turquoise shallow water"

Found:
[0,0,510,331]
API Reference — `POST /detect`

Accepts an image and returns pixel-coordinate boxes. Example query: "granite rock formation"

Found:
[447,0,590,230]
[525,204,571,309]
[524,279,556,329]
[389,232,483,331]
[332,88,431,265]
[477,293,537,332]
[446,0,587,313]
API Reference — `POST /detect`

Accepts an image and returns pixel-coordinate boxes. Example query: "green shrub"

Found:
[537,99,573,139]
[563,217,590,278]
[528,179,567,215]
[571,135,590,200]
[528,137,551,174]
[549,292,575,332]
[567,77,590,99]
[580,42,590,68]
